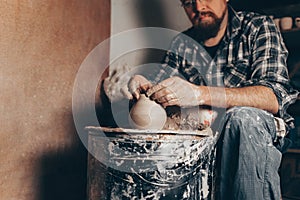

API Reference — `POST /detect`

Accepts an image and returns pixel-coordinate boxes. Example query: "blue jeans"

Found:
[216,107,282,200]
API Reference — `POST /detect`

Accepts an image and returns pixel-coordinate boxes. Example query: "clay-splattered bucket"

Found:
[86,126,219,200]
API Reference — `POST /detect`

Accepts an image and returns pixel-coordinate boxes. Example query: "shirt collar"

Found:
[224,5,241,41]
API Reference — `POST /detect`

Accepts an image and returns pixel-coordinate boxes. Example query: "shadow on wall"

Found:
[38,145,87,200]
[37,114,87,200]
[34,2,180,199]
[134,0,171,64]
[135,0,169,28]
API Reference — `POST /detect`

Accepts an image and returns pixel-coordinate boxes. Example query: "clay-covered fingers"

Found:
[120,85,134,99]
[152,89,177,105]
[146,78,174,97]
[146,78,180,107]
[159,93,179,107]
[127,75,152,99]
[147,76,203,107]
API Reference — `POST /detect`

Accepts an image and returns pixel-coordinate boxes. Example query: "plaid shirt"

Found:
[157,6,299,129]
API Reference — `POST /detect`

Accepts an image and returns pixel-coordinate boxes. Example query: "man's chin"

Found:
[192,25,220,42]
[194,20,214,29]
[194,24,214,31]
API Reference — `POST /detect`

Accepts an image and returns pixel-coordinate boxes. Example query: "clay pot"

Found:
[129,94,167,130]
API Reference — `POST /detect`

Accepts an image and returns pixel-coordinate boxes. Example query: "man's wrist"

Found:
[195,86,207,106]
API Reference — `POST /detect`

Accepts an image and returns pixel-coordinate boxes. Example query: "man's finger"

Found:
[146,79,174,97]
[128,79,139,94]
[146,84,163,97]
[140,82,152,92]
[162,98,178,108]
[120,86,133,100]
[133,90,140,100]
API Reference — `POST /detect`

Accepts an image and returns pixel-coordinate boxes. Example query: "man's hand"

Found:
[146,76,204,108]
[121,75,152,100]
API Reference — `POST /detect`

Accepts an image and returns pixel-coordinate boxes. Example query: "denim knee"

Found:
[224,106,277,141]
[217,107,282,200]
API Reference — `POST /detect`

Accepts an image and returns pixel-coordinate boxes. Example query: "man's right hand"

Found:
[121,75,152,100]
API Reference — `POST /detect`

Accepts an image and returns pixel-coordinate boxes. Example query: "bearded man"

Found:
[125,0,299,199]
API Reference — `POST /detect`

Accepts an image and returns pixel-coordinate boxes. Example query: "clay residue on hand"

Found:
[103,66,212,131]
[103,64,131,103]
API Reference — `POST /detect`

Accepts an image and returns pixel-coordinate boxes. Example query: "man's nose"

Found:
[192,0,206,13]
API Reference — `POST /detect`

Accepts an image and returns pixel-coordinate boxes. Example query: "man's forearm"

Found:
[199,85,279,114]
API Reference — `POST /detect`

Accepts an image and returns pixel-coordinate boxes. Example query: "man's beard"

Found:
[192,9,227,42]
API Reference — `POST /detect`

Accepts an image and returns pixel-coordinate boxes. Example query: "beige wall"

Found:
[0,0,110,199]
[110,0,191,71]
